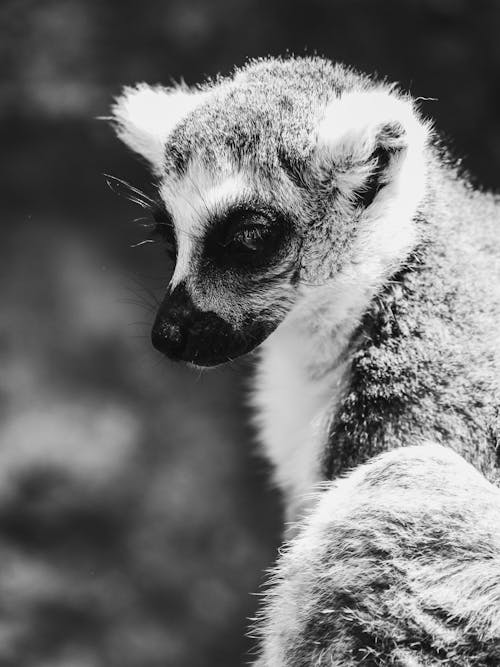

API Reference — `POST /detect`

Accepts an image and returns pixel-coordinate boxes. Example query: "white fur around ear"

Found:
[312,89,431,289]
[316,89,429,165]
[111,84,207,174]
[312,88,431,241]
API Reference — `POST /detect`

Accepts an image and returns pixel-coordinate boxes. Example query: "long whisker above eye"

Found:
[105,173,202,247]
[103,173,156,209]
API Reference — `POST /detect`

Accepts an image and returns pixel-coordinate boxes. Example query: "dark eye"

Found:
[151,204,177,260]
[226,224,269,252]
[204,206,290,271]
[220,208,275,254]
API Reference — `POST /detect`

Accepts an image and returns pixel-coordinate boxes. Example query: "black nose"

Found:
[151,317,186,359]
[150,283,269,366]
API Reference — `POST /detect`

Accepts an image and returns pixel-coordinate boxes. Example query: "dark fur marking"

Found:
[277,146,309,190]
[165,141,190,177]
[353,144,393,208]
[201,204,295,273]
[352,121,404,209]
[225,125,260,166]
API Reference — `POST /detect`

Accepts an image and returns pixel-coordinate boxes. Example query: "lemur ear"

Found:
[110,84,206,175]
[314,90,429,206]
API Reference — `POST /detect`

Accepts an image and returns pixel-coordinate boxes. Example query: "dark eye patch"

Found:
[151,202,177,260]
[203,204,292,271]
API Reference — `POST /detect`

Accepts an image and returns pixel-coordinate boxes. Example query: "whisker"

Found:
[120,284,161,312]
[124,279,164,312]
[132,216,154,225]
[118,298,157,314]
[130,239,156,247]
[103,173,156,209]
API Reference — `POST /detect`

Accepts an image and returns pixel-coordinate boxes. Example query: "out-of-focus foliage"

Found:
[2,1,500,665]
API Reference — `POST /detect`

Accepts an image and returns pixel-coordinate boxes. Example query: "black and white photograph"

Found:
[3,1,500,665]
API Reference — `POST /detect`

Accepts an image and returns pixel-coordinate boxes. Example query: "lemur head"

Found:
[111,57,431,367]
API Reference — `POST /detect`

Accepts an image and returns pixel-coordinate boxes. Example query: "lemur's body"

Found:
[111,57,500,664]
[258,163,500,521]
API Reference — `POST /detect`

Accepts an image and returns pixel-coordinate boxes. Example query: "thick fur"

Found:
[110,57,500,665]
[324,168,500,484]
[254,445,500,666]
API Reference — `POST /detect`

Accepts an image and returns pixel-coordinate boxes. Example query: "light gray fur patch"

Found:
[254,445,500,666]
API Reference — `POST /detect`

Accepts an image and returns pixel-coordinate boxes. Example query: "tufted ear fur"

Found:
[313,89,430,209]
[110,84,207,175]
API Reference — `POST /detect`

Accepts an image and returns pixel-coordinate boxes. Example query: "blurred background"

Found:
[2,1,500,665]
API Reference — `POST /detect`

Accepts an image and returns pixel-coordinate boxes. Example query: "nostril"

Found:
[151,318,186,359]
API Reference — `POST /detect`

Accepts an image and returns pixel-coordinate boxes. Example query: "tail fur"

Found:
[253,444,500,666]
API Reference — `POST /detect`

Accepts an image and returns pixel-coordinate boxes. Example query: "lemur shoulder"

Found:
[110,57,500,665]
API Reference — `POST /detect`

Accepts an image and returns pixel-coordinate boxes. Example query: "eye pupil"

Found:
[238,227,261,250]
[229,225,268,252]
[204,205,290,270]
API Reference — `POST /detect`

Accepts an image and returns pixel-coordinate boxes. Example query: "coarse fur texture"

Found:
[324,168,500,481]
[253,445,500,666]
[110,56,500,665]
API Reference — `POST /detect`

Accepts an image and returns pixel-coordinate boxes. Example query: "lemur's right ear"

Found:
[312,89,430,208]
[110,84,207,175]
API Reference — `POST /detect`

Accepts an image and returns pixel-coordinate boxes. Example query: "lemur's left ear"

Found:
[110,84,207,175]
[314,89,430,207]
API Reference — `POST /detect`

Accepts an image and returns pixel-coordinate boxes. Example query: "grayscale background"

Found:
[2,1,500,665]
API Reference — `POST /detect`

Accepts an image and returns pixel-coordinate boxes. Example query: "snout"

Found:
[151,284,270,367]
[151,318,186,360]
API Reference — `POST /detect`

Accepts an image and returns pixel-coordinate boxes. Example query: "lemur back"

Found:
[110,56,500,665]
[324,170,500,481]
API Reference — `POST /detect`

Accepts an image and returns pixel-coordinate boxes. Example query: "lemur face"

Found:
[149,176,302,366]
[111,58,428,366]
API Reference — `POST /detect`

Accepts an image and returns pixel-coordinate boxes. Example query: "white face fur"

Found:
[111,61,430,367]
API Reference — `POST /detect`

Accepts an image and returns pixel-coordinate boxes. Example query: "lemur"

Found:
[110,57,500,664]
